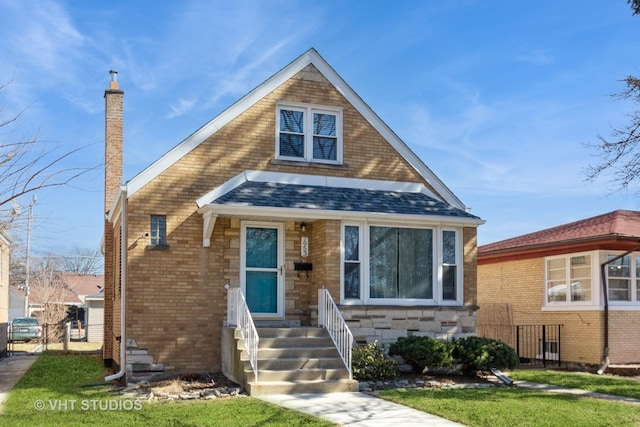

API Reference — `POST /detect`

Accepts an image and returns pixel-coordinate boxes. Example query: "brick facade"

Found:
[105,58,481,374]
[478,256,640,366]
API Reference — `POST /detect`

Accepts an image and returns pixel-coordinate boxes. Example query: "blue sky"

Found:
[1,0,639,262]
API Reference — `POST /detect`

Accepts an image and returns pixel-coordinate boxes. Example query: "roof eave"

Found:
[479,234,640,263]
[199,204,485,227]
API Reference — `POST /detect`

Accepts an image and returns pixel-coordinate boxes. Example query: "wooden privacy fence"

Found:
[479,324,563,367]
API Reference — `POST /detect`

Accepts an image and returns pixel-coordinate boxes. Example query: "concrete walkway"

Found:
[260,380,640,426]
[259,392,465,426]
[0,354,39,412]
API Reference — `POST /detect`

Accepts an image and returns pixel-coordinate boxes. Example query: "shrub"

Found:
[388,336,453,374]
[450,336,518,375]
[352,341,398,381]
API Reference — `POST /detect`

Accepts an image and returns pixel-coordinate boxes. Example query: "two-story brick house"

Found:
[103,49,483,392]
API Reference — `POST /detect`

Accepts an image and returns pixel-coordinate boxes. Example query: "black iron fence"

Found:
[479,324,563,367]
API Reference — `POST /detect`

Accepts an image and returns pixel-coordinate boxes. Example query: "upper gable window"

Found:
[277,103,342,164]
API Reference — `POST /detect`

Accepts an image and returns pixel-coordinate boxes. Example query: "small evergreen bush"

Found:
[450,336,518,375]
[352,341,398,381]
[388,335,453,374]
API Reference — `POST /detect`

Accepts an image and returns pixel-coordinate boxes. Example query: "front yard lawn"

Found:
[0,353,333,427]
[379,370,640,427]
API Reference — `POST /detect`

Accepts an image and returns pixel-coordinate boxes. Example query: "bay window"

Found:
[341,223,461,304]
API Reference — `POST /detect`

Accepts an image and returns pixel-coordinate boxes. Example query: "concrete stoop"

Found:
[239,327,359,396]
[125,338,164,384]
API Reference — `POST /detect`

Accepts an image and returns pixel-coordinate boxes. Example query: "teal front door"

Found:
[241,222,283,317]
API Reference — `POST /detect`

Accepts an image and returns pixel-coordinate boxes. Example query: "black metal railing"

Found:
[479,324,563,367]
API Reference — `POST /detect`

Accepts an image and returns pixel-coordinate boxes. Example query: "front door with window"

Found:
[241,222,284,317]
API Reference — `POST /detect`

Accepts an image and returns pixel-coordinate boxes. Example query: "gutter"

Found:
[597,245,640,375]
[105,189,128,382]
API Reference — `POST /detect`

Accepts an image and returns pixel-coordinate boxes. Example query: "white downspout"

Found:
[105,189,127,382]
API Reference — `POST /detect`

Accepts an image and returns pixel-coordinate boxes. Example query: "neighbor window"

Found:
[608,255,631,301]
[150,215,167,246]
[277,103,342,164]
[341,223,460,304]
[545,254,592,304]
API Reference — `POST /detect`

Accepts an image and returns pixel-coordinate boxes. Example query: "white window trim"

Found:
[340,221,464,306]
[544,251,597,308]
[603,250,640,306]
[276,102,343,165]
[441,228,463,304]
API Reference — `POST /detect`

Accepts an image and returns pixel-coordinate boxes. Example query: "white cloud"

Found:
[167,98,196,119]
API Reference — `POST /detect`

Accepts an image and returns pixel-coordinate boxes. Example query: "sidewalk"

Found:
[0,353,39,412]
[259,392,465,427]
[514,380,640,405]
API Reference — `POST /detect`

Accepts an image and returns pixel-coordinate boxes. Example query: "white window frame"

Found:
[604,251,640,306]
[276,102,343,165]
[544,252,595,308]
[340,221,463,306]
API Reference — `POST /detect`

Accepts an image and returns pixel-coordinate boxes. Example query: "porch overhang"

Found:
[196,171,484,247]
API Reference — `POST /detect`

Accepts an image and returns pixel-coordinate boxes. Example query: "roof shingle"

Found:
[480,210,640,253]
[213,181,479,220]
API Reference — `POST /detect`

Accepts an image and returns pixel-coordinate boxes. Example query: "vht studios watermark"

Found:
[34,399,143,411]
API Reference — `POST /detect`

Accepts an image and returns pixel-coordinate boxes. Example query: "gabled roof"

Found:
[479,210,640,256]
[123,48,467,211]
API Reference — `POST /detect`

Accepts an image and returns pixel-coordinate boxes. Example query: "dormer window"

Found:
[276,103,342,164]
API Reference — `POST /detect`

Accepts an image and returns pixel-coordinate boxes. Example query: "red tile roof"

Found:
[480,210,640,254]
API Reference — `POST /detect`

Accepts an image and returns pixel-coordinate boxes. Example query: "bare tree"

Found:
[59,245,103,275]
[585,3,640,190]
[586,76,640,190]
[29,256,67,342]
[0,80,97,222]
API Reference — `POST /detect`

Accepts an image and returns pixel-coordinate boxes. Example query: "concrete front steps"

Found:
[239,327,359,396]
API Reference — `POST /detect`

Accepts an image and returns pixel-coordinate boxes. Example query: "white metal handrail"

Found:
[318,288,353,379]
[227,287,259,383]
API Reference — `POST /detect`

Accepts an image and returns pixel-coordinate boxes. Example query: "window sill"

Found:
[146,244,170,251]
[271,159,347,169]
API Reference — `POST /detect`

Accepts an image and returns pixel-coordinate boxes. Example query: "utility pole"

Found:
[23,194,37,317]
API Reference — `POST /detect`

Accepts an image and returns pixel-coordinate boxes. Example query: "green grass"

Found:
[0,353,334,427]
[509,369,640,400]
[379,387,640,427]
[379,369,640,427]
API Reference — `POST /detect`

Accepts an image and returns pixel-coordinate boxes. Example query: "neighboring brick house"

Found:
[478,210,640,369]
[103,49,483,384]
